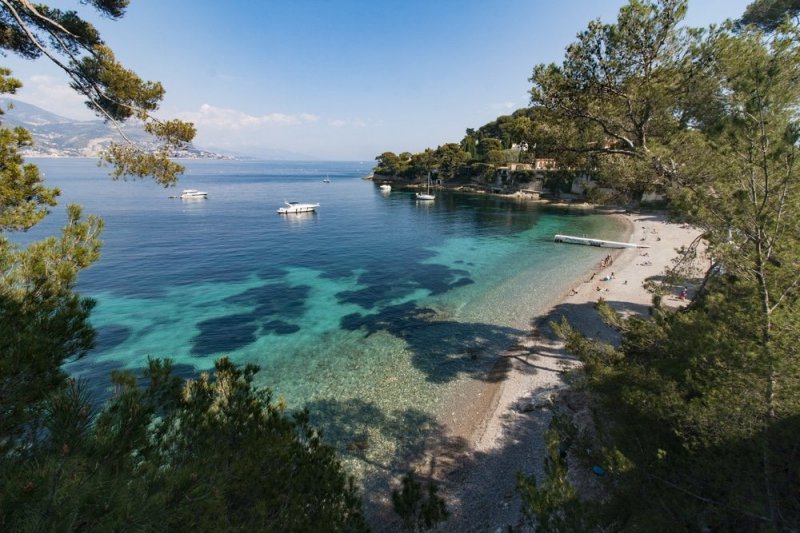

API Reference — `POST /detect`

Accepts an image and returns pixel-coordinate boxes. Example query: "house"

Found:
[641,191,665,204]
[532,158,558,170]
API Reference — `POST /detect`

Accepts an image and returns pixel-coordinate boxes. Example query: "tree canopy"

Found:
[739,0,800,31]
[0,2,368,530]
[1,358,367,531]
[518,0,800,529]
[0,0,195,186]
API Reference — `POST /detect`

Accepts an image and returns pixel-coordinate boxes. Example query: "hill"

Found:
[0,98,229,159]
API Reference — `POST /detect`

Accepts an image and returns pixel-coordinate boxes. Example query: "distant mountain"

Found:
[198,144,318,161]
[0,98,230,159]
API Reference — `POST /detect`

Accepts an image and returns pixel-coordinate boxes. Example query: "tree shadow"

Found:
[340,301,527,384]
[319,367,570,530]
[303,396,470,528]
[336,263,473,310]
[91,324,132,354]
[537,297,653,346]
[190,282,309,355]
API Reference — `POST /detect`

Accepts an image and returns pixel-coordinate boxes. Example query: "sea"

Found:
[20,158,626,479]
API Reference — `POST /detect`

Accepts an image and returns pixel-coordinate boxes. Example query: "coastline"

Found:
[421,211,703,530]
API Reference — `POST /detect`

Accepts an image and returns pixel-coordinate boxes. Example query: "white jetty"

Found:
[554,234,650,249]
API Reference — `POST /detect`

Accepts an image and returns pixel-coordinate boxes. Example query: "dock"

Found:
[554,234,650,249]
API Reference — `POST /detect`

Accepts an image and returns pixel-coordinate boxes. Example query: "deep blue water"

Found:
[20,158,624,473]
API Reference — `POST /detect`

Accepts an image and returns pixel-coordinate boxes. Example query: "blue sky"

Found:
[4,0,753,160]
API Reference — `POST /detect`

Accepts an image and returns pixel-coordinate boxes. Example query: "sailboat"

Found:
[415,173,435,201]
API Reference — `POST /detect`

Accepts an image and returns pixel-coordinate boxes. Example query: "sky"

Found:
[3,0,754,160]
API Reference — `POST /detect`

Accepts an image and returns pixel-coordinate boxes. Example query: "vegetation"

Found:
[0,1,365,530]
[373,107,561,185]
[0,0,195,185]
[391,472,449,532]
[739,0,800,30]
[1,358,366,530]
[516,415,597,531]
[373,79,607,193]
[516,0,800,529]
[6,0,800,529]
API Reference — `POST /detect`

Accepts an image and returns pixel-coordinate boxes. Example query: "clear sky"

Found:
[3,0,753,160]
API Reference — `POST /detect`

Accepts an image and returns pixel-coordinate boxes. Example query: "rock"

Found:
[519,395,553,412]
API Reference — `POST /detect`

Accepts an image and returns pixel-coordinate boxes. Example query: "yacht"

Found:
[180,189,208,199]
[323,176,331,183]
[380,184,392,192]
[277,201,320,214]
[415,174,435,201]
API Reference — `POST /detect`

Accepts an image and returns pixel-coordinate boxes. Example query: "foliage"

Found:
[518,0,800,530]
[0,82,103,456]
[1,357,368,531]
[0,3,366,530]
[0,0,168,466]
[432,143,470,180]
[0,0,196,186]
[517,415,599,532]
[475,137,503,166]
[374,151,405,176]
[391,471,448,532]
[530,0,693,196]
[374,144,469,182]
[467,109,543,153]
[547,282,800,529]
[739,0,800,31]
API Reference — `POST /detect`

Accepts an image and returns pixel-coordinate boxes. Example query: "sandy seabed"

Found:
[401,211,704,531]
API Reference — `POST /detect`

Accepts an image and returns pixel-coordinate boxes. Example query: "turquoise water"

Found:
[23,159,625,476]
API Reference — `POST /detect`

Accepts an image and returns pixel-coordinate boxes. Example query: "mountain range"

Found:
[0,98,231,159]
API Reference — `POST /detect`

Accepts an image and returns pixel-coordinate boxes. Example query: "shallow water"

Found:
[21,158,625,476]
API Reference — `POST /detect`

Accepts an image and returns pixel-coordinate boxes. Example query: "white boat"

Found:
[380,184,392,192]
[323,176,331,183]
[416,174,435,201]
[180,189,208,199]
[554,234,650,249]
[277,201,320,214]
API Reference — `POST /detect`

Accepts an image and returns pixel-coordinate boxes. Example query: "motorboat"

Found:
[415,173,435,201]
[277,201,320,214]
[380,184,392,192]
[180,189,208,199]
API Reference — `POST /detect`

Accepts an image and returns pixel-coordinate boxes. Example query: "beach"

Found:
[421,211,704,530]
[37,160,661,529]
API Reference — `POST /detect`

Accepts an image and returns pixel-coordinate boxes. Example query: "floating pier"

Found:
[554,234,651,249]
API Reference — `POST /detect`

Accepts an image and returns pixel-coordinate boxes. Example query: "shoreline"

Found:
[434,212,632,452]
[422,211,703,530]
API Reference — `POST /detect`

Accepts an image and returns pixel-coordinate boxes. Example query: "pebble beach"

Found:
[419,211,704,531]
